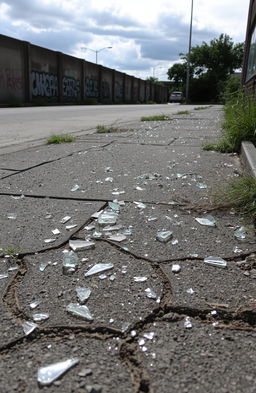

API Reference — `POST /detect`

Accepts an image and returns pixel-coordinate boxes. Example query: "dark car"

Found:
[169,91,184,103]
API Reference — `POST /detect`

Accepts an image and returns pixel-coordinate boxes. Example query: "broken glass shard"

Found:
[84,263,114,277]
[234,226,247,239]
[69,240,95,251]
[134,276,147,282]
[30,301,40,309]
[171,239,179,245]
[131,330,137,337]
[91,211,104,219]
[8,265,18,272]
[135,186,144,191]
[121,322,130,332]
[63,251,79,275]
[103,224,123,232]
[109,274,116,281]
[196,183,207,189]
[39,261,51,272]
[108,234,127,242]
[44,238,56,244]
[186,288,194,295]
[66,303,93,321]
[105,177,113,182]
[122,228,133,236]
[156,230,173,243]
[22,321,38,336]
[33,313,49,322]
[37,358,80,386]
[184,317,193,329]
[99,274,107,280]
[84,223,95,231]
[195,215,216,227]
[147,216,158,222]
[134,202,146,209]
[7,212,17,220]
[108,201,120,212]
[145,288,157,299]
[71,184,80,192]
[66,224,77,230]
[11,194,25,200]
[177,173,187,179]
[204,256,227,268]
[98,211,118,226]
[0,273,8,280]
[92,231,103,239]
[143,332,155,340]
[76,287,91,303]
[172,264,181,273]
[60,216,71,224]
[52,228,60,235]
[138,338,145,346]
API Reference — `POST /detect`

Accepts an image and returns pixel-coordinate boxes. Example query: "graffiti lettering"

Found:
[63,76,80,99]
[0,68,22,90]
[85,77,98,98]
[32,71,58,97]
[101,80,110,99]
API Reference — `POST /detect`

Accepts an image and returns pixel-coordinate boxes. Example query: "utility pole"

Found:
[185,0,194,103]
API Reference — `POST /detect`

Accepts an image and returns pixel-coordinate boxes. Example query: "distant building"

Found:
[242,0,256,94]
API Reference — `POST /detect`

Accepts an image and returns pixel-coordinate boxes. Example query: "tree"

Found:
[146,76,159,83]
[167,34,244,102]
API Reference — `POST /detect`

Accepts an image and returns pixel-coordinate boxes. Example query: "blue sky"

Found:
[0,0,250,80]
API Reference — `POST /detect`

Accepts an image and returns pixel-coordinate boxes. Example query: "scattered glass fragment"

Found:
[234,226,247,239]
[134,202,146,209]
[98,211,118,226]
[92,231,103,239]
[66,303,93,321]
[145,288,157,299]
[134,276,147,282]
[138,338,145,346]
[99,274,107,280]
[108,234,127,242]
[11,194,25,200]
[52,228,60,235]
[44,239,56,244]
[7,212,17,220]
[233,246,243,254]
[186,288,194,295]
[195,215,216,227]
[135,186,144,191]
[85,223,96,231]
[204,256,227,268]
[184,317,193,328]
[66,224,77,230]
[109,318,114,324]
[76,287,91,303]
[69,240,95,251]
[143,332,155,340]
[171,239,179,245]
[39,261,51,272]
[121,322,130,332]
[105,167,113,172]
[141,346,147,352]
[45,214,52,219]
[109,274,116,281]
[131,330,137,337]
[37,358,79,386]
[105,177,113,182]
[108,202,120,212]
[22,321,38,336]
[189,253,199,258]
[63,251,79,275]
[147,216,158,222]
[211,310,217,316]
[8,265,18,271]
[60,216,71,224]
[177,173,187,179]
[0,273,8,280]
[84,263,114,277]
[112,190,125,195]
[156,230,173,243]
[33,313,49,322]
[103,224,123,232]
[91,211,103,219]
[171,264,181,273]
[30,301,40,309]
[70,184,80,192]
[196,183,207,189]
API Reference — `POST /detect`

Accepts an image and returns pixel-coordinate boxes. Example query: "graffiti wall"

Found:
[0,34,168,104]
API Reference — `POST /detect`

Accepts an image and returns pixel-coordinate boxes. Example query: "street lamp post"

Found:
[185,0,194,103]
[81,46,112,64]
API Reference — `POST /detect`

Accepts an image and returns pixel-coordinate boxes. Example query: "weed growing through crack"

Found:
[47,135,75,144]
[96,124,119,133]
[194,106,211,110]
[175,111,190,115]
[140,114,171,121]
[216,177,256,219]
[203,93,256,153]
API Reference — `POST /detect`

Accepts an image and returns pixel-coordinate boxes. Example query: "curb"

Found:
[241,141,256,178]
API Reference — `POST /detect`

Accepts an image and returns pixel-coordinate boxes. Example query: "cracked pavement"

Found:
[0,106,255,393]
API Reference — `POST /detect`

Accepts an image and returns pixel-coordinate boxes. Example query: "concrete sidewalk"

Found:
[0,106,255,393]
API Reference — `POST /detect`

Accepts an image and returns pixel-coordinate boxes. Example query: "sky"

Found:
[0,0,250,80]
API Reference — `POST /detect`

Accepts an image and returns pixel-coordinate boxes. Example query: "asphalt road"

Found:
[0,104,199,153]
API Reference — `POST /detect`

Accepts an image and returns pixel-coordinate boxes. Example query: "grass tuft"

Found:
[47,135,75,144]
[194,106,211,110]
[175,111,190,115]
[141,114,171,121]
[96,125,119,133]
[216,177,256,219]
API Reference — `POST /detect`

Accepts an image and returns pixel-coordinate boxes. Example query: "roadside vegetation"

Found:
[194,106,211,110]
[204,92,256,153]
[47,134,75,144]
[96,124,119,133]
[175,110,190,115]
[140,114,171,121]
[216,177,256,220]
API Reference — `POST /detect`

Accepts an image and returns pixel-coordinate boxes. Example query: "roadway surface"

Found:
[0,104,199,154]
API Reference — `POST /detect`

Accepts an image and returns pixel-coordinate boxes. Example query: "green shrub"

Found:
[47,135,75,144]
